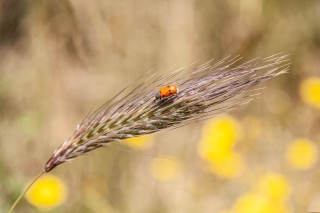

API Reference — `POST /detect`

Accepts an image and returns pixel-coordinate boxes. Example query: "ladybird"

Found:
[155,84,179,100]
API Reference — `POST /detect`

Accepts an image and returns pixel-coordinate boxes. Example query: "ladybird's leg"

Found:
[153,91,159,104]
[153,98,161,105]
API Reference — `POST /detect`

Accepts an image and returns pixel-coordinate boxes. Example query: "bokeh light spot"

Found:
[255,173,291,202]
[208,151,245,179]
[198,115,241,162]
[234,192,290,213]
[25,174,67,210]
[286,138,318,170]
[300,77,320,109]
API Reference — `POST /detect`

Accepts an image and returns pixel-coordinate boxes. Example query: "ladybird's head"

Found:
[154,91,161,99]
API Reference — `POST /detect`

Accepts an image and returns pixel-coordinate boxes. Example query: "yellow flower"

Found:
[122,135,154,150]
[300,77,320,108]
[234,192,290,213]
[286,138,318,170]
[25,174,67,210]
[255,173,291,202]
[208,151,245,179]
[151,157,182,181]
[198,115,241,162]
[233,173,291,213]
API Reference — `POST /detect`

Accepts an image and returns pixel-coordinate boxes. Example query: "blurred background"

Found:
[0,0,320,212]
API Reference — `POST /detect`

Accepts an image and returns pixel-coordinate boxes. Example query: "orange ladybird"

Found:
[155,84,179,100]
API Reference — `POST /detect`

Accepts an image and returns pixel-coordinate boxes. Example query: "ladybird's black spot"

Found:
[167,86,170,88]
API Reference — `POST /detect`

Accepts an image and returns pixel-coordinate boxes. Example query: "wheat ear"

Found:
[44,54,289,172]
[8,54,289,212]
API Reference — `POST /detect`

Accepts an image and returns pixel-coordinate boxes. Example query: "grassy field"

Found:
[1,0,320,212]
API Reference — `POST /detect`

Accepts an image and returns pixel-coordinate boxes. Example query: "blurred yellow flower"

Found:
[234,192,290,213]
[151,157,182,181]
[25,174,67,210]
[286,138,318,170]
[208,151,245,179]
[122,135,153,150]
[300,77,320,108]
[198,115,241,162]
[255,173,291,202]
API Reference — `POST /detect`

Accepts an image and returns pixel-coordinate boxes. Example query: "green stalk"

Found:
[7,170,45,213]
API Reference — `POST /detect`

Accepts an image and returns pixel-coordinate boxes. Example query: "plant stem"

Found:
[8,170,45,213]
